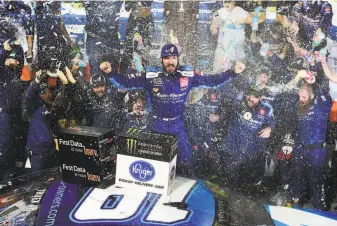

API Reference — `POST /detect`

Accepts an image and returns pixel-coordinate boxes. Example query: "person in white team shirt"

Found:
[210,0,252,73]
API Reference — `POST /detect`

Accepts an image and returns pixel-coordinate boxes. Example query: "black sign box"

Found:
[115,128,178,162]
[56,126,116,187]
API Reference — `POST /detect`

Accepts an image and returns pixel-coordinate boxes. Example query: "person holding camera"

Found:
[25,59,75,173]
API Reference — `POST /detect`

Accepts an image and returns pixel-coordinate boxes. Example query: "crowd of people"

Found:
[1,0,337,212]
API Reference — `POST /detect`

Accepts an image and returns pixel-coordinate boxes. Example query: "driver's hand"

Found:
[234,61,246,74]
[100,61,112,73]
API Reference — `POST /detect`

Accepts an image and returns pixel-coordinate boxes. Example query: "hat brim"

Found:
[161,53,179,58]
[91,82,107,87]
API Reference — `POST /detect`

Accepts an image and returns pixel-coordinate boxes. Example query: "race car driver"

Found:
[100,44,246,175]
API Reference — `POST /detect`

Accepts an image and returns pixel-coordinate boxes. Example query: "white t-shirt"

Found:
[216,6,249,27]
[214,6,249,59]
[330,0,337,26]
[327,37,337,100]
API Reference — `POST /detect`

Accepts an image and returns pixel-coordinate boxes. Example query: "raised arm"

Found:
[268,70,305,94]
[321,57,337,83]
[191,61,246,88]
[100,61,146,90]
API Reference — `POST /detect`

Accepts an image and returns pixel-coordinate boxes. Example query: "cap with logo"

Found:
[246,86,264,98]
[90,74,107,86]
[128,92,143,103]
[160,44,179,58]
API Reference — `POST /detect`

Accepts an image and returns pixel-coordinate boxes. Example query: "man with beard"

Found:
[288,83,332,210]
[217,86,274,192]
[70,71,125,130]
[100,44,245,175]
[84,74,125,129]
[0,39,24,181]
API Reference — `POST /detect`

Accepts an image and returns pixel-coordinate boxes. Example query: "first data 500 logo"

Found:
[129,161,155,182]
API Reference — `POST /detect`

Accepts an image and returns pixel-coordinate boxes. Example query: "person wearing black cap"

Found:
[0,38,25,181]
[74,72,126,130]
[90,74,109,99]
[215,85,275,191]
[102,43,245,176]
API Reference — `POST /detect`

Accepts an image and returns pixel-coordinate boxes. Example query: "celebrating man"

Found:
[100,44,246,175]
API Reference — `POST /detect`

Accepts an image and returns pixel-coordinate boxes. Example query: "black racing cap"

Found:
[90,74,107,86]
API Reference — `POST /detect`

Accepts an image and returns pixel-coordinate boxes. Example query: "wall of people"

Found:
[1,0,337,213]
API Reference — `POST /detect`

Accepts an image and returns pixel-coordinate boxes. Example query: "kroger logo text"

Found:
[129,161,155,182]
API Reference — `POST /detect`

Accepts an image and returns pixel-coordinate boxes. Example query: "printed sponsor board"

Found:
[57,126,115,187]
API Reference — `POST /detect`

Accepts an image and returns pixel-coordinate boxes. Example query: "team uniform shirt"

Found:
[290,88,331,210]
[299,1,332,47]
[74,76,125,130]
[222,99,275,186]
[0,46,24,109]
[25,81,56,155]
[0,46,24,161]
[124,111,149,130]
[261,86,279,107]
[225,101,275,157]
[108,66,238,119]
[85,92,125,130]
[296,89,332,147]
[25,80,59,172]
[0,1,34,54]
[108,66,238,165]
[187,89,222,147]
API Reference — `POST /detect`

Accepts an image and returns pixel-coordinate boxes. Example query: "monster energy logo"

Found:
[126,139,137,154]
[127,128,141,136]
